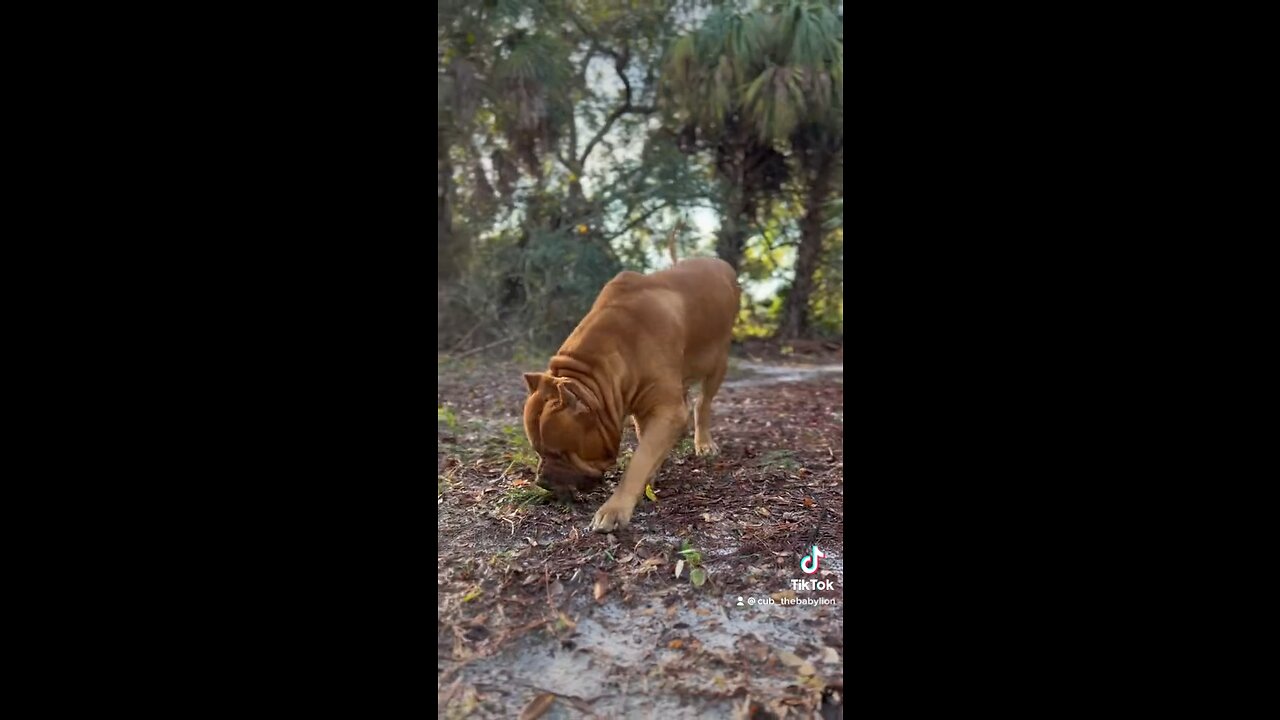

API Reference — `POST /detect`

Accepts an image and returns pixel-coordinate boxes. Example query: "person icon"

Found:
[736,596,745,606]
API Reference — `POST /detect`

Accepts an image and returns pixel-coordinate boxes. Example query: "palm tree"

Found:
[663,0,842,336]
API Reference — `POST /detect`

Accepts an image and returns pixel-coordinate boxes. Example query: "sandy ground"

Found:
[438,352,844,719]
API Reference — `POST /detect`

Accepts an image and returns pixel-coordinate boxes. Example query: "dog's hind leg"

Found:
[694,356,727,456]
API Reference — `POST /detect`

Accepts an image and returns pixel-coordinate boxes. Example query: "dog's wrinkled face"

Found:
[522,372,615,494]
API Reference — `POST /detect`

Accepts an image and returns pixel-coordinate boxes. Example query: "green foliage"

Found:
[438,405,460,429]
[678,540,703,567]
[439,0,844,349]
[735,294,783,340]
[679,539,708,588]
[809,227,843,336]
[658,0,843,339]
[823,197,842,231]
[664,0,842,146]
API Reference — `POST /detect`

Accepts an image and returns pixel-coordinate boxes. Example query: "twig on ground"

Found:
[450,322,485,353]
[455,335,516,359]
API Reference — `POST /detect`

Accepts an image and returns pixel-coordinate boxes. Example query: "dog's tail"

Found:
[666,220,684,266]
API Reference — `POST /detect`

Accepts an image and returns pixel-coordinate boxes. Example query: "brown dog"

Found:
[522,257,740,532]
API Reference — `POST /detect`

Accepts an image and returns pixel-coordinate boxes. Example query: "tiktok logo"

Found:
[800,544,826,574]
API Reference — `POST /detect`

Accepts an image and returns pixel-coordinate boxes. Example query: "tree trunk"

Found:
[438,126,459,281]
[778,158,834,340]
[716,177,749,273]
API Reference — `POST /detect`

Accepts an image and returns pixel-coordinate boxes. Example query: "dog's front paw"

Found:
[590,498,635,532]
[694,437,720,456]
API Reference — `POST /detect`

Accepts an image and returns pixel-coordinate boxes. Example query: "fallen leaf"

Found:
[822,646,840,664]
[593,573,609,603]
[645,484,658,502]
[695,608,712,616]
[674,559,685,579]
[569,526,580,541]
[803,497,815,507]
[666,604,678,618]
[643,557,664,567]
[777,651,804,668]
[771,591,797,602]
[803,674,827,692]
[668,639,684,649]
[462,587,483,602]
[690,568,707,587]
[799,662,816,676]
[755,507,771,517]
[519,692,556,720]
[559,612,577,630]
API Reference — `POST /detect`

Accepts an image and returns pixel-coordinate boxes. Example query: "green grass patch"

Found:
[499,424,539,470]
[500,484,552,509]
[472,423,540,471]
[758,449,799,470]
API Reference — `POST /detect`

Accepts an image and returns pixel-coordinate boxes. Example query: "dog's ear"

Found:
[557,379,589,412]
[523,372,545,394]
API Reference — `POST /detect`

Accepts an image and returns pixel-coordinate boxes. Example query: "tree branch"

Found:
[571,13,657,168]
[603,202,674,242]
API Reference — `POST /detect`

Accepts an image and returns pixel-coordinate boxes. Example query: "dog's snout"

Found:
[535,457,603,495]
[539,462,581,483]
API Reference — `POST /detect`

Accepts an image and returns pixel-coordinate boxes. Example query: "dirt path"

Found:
[438,356,844,719]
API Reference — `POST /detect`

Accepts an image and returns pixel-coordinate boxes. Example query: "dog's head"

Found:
[522,372,615,493]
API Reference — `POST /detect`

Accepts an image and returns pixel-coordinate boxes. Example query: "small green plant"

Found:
[438,405,460,429]
[488,549,520,570]
[675,437,696,457]
[554,614,575,633]
[678,540,708,588]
